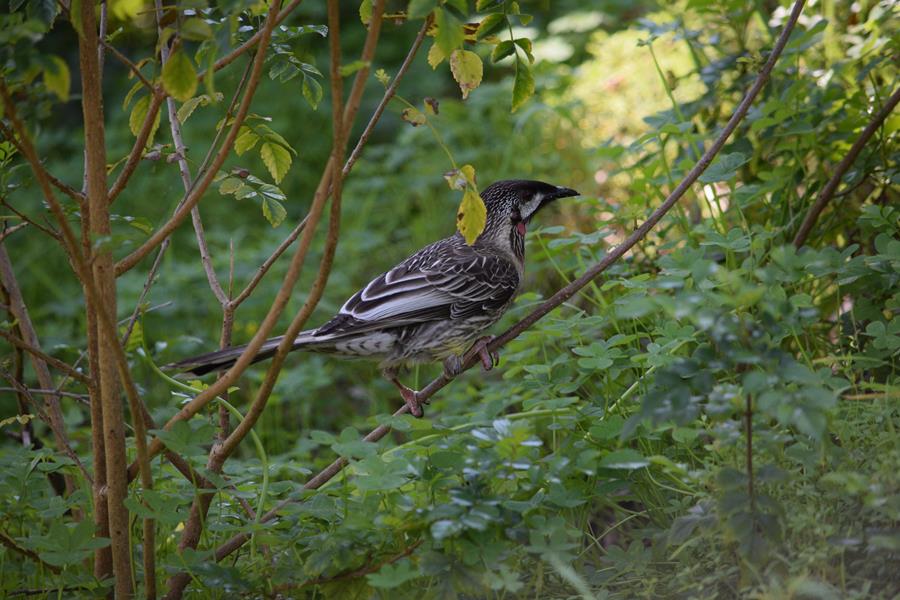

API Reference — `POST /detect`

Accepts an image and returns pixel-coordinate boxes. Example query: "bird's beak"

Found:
[538,186,580,211]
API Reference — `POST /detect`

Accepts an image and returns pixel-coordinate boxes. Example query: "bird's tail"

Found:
[166,332,320,376]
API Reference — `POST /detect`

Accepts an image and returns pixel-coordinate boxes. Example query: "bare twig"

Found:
[0,199,62,241]
[210,0,808,565]
[792,85,900,248]
[0,122,85,204]
[230,215,309,306]
[0,387,89,400]
[107,90,165,204]
[0,329,90,384]
[100,40,154,91]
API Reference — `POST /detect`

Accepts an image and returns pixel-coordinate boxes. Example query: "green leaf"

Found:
[302,74,323,109]
[449,49,483,99]
[367,558,419,589]
[427,42,447,69]
[43,56,70,102]
[128,95,161,146]
[407,0,437,19]
[511,58,534,113]
[514,37,534,63]
[599,449,649,470]
[260,142,292,184]
[162,50,198,103]
[338,60,370,77]
[180,17,213,41]
[359,0,372,25]
[491,40,516,63]
[456,188,486,245]
[218,177,244,195]
[477,13,507,39]
[261,196,287,228]
[698,152,749,183]
[234,126,260,156]
[401,106,427,126]
[27,0,57,27]
[435,8,465,56]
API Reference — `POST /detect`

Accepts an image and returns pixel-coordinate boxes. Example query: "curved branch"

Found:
[792,85,900,248]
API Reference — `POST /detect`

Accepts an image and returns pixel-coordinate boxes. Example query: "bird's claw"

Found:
[398,386,424,418]
[468,336,499,372]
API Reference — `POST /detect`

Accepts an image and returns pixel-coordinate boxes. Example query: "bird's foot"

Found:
[466,336,499,372]
[398,385,424,418]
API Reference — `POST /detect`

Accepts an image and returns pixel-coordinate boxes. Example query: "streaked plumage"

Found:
[169,179,579,415]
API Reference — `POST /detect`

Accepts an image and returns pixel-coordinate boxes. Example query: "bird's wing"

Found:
[314,238,519,337]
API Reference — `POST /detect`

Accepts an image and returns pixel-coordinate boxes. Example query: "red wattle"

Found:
[516,222,527,236]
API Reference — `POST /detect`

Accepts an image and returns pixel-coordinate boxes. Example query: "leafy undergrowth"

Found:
[1,0,898,598]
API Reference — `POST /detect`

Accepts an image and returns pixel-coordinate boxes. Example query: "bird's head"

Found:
[476,179,580,256]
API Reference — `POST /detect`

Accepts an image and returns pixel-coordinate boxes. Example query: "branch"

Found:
[792,85,900,248]
[107,90,165,204]
[0,121,85,204]
[115,2,282,276]
[0,529,60,574]
[210,0,808,564]
[0,328,90,384]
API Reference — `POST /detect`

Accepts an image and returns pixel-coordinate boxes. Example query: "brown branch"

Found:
[204,0,305,76]
[792,85,900,248]
[107,90,165,205]
[0,329,90,384]
[210,0,808,564]
[0,529,60,574]
[230,215,309,306]
[0,198,62,242]
[0,122,85,204]
[0,244,78,492]
[100,40,154,92]
[115,2,281,277]
[0,387,89,400]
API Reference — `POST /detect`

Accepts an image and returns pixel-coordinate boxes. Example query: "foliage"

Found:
[1,0,898,598]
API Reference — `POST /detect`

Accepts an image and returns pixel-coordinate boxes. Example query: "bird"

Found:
[168,179,580,416]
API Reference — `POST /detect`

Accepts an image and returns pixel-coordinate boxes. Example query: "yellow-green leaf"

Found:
[375,68,391,86]
[235,126,260,156]
[449,50,482,100]
[427,42,447,69]
[401,107,427,127]
[110,0,142,21]
[456,188,486,245]
[162,50,197,103]
[511,60,534,113]
[435,8,464,56]
[43,56,70,102]
[359,0,372,25]
[260,142,291,184]
[262,197,287,227]
[444,164,477,190]
[128,94,161,147]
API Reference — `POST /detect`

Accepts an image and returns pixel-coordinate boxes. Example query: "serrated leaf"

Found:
[122,80,143,110]
[43,56,70,102]
[698,152,750,183]
[218,177,244,195]
[457,188,486,245]
[359,0,372,25]
[162,50,197,103]
[491,40,516,63]
[449,49,483,99]
[427,42,447,69]
[435,8,464,56]
[262,197,287,227]
[234,126,260,156]
[511,59,534,113]
[260,142,291,184]
[302,74,323,109]
[477,13,507,39]
[407,0,437,19]
[125,320,143,352]
[375,68,391,86]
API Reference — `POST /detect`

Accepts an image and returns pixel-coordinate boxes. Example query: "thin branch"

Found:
[1,198,62,241]
[100,40,154,91]
[0,387,89,400]
[792,85,900,248]
[204,0,305,76]
[210,0,808,564]
[0,122,85,204]
[115,4,282,276]
[230,215,309,306]
[107,90,165,204]
[0,329,90,384]
[0,529,60,574]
